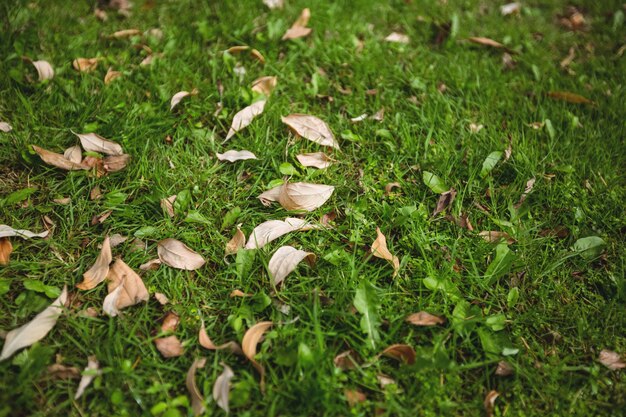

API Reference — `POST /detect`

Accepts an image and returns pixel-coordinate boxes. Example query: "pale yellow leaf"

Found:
[296,152,333,169]
[170,89,198,110]
[216,150,257,163]
[242,321,273,391]
[32,60,54,81]
[371,227,399,276]
[258,182,335,212]
[225,100,267,141]
[251,76,278,96]
[0,224,49,239]
[157,238,206,270]
[73,58,98,73]
[225,226,246,256]
[245,217,316,249]
[268,246,316,287]
[76,236,112,290]
[186,358,207,416]
[281,114,339,149]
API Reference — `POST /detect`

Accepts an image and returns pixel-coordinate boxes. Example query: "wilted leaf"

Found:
[353,282,381,349]
[258,182,334,212]
[0,238,13,265]
[242,321,273,391]
[74,355,100,400]
[479,231,515,244]
[484,390,499,417]
[251,76,278,96]
[47,363,80,380]
[170,89,198,110]
[110,28,141,38]
[186,358,207,416]
[406,311,445,326]
[467,37,505,49]
[385,32,409,43]
[501,2,521,15]
[225,100,267,141]
[91,210,112,226]
[380,344,416,364]
[213,363,235,413]
[344,389,367,406]
[225,46,265,64]
[433,188,456,216]
[76,236,112,290]
[102,259,149,316]
[154,336,184,358]
[245,217,316,249]
[103,154,130,172]
[73,58,98,73]
[230,289,251,298]
[104,68,122,84]
[74,132,123,156]
[31,60,54,81]
[495,361,514,376]
[599,350,625,370]
[371,108,385,121]
[281,114,339,149]
[514,178,536,208]
[160,195,176,217]
[0,122,12,132]
[32,145,88,171]
[333,350,359,370]
[225,226,245,256]
[282,8,312,40]
[0,224,49,239]
[268,246,316,287]
[198,321,243,355]
[157,238,206,270]
[422,171,449,194]
[216,150,257,162]
[547,91,593,104]
[63,146,82,164]
[384,182,401,196]
[296,152,333,169]
[371,227,399,276]
[0,286,67,361]
[572,236,606,260]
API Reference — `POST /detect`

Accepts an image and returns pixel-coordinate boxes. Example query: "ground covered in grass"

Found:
[1,0,625,415]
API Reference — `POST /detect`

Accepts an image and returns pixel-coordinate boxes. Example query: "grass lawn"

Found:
[1,0,625,415]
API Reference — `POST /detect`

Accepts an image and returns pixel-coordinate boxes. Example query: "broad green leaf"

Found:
[134,226,158,238]
[174,189,192,214]
[236,249,256,279]
[485,313,506,331]
[507,287,519,308]
[353,282,381,349]
[279,162,298,176]
[477,327,501,358]
[451,300,479,336]
[22,280,61,299]
[484,243,516,284]
[480,151,503,178]
[184,210,211,224]
[422,171,448,194]
[0,279,10,296]
[4,187,37,205]
[221,206,241,230]
[572,236,606,260]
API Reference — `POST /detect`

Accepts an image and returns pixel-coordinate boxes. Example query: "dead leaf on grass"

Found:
[379,344,416,364]
[467,37,506,50]
[547,91,593,104]
[103,154,130,172]
[406,311,445,326]
[74,132,123,156]
[245,217,317,249]
[140,258,162,271]
[216,150,257,162]
[110,28,141,38]
[384,182,401,195]
[263,0,283,9]
[251,76,278,96]
[225,46,265,64]
[157,238,206,270]
[385,32,409,43]
[31,60,54,80]
[230,289,252,298]
[104,68,122,84]
[74,355,100,400]
[479,231,515,244]
[281,114,339,149]
[282,8,312,40]
[0,225,49,239]
[334,350,359,370]
[160,195,176,217]
[268,246,316,287]
[154,335,184,358]
[102,259,149,316]
[495,361,514,376]
[0,122,12,132]
[47,363,80,380]
[154,292,169,304]
[77,236,112,290]
[344,389,367,406]
[514,178,535,208]
[32,145,88,171]
[484,390,500,417]
[500,2,521,15]
[242,321,273,391]
[469,123,484,133]
[225,226,245,257]
[296,152,333,169]
[371,227,399,276]
[599,350,626,370]
[259,182,334,212]
[213,363,235,413]
[73,58,98,73]
[225,100,267,141]
[433,188,457,216]
[198,321,243,355]
[170,89,198,110]
[0,238,13,265]
[63,146,82,164]
[91,210,112,225]
[186,358,207,416]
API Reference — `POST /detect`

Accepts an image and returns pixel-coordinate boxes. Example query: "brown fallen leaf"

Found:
[0,225,49,239]
[140,258,162,271]
[199,321,243,355]
[225,226,245,256]
[344,389,367,406]
[213,362,235,413]
[258,182,335,212]
[296,152,333,169]
[186,358,207,416]
[0,238,13,265]
[32,145,89,171]
[225,46,265,64]
[47,363,81,380]
[216,150,257,162]
[371,108,385,121]
[170,89,198,110]
[334,350,359,370]
[225,100,267,141]
[77,236,112,290]
[102,259,149,316]
[110,28,141,38]
[479,231,516,244]
[514,178,535,208]
[371,227,399,276]
[154,335,184,358]
[63,146,82,164]
[157,238,206,270]
[433,188,457,216]
[599,350,626,370]
[91,210,112,226]
[406,311,445,326]
[242,321,273,391]
[74,355,100,400]
[467,37,506,50]
[245,217,317,249]
[160,195,176,217]
[104,68,122,84]
[0,121,12,132]
[281,114,339,149]
[377,374,397,389]
[154,292,169,305]
[282,8,312,40]
[268,246,316,287]
[495,361,514,376]
[384,182,401,196]
[31,60,54,81]
[484,390,499,417]
[53,197,71,205]
[547,91,593,104]
[103,154,130,172]
[73,58,99,73]
[74,132,123,156]
[385,32,409,44]
[380,344,416,365]
[560,47,576,69]
[251,76,278,96]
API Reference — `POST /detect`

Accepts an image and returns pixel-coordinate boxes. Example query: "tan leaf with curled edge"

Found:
[406,311,445,326]
[157,238,206,270]
[258,182,334,212]
[371,227,399,276]
[74,355,100,400]
[296,152,333,169]
[281,114,339,149]
[0,286,68,361]
[73,58,99,73]
[31,60,54,80]
[242,321,273,391]
[225,46,265,64]
[186,358,207,416]
[0,238,12,265]
[0,121,12,132]
[77,236,112,290]
[103,154,130,172]
[0,225,49,239]
[484,390,500,417]
[282,8,312,40]
[245,217,317,249]
[225,226,246,256]
[198,321,243,355]
[268,246,316,287]
[599,350,626,370]
[74,132,123,156]
[63,146,82,164]
[102,259,149,316]
[111,29,141,38]
[385,32,409,43]
[216,150,257,163]
[213,362,235,413]
[170,89,198,110]
[479,231,515,244]
[225,100,267,141]
[104,68,122,84]
[379,344,416,364]
[154,312,183,358]
[251,76,278,96]
[467,37,505,49]
[32,145,89,171]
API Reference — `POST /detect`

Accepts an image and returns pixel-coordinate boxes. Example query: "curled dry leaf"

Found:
[514,178,536,208]
[225,100,267,141]
[102,259,149,316]
[91,210,112,225]
[334,350,359,370]
[160,195,176,217]
[31,60,54,81]
[296,152,333,169]
[479,231,516,244]
[433,188,457,216]
[242,321,273,391]
[107,233,126,247]
[599,350,626,370]
[225,46,265,64]
[111,28,141,38]
[74,132,123,156]
[251,76,277,96]
[213,363,235,413]
[406,311,445,326]
[77,236,112,290]
[0,238,12,265]
[199,321,243,355]
[157,238,206,270]
[47,363,80,380]
[350,113,368,123]
[484,390,500,417]
[495,361,514,376]
[380,344,416,365]
[186,358,207,416]
[281,114,339,149]
[547,91,593,104]
[225,226,246,256]
[0,224,49,239]
[230,289,252,297]
[263,0,283,9]
[104,68,122,84]
[0,286,68,361]
[103,154,130,172]
[73,58,99,73]
[371,227,399,276]
[170,89,198,110]
[268,246,316,287]
[245,217,316,249]
[282,8,312,40]
[216,150,257,162]
[501,2,521,15]
[0,121,12,132]
[344,389,367,406]
[63,146,82,164]
[384,182,401,196]
[32,145,88,171]
[74,355,100,400]
[154,335,184,358]
[140,258,162,271]
[385,32,409,43]
[154,292,169,305]
[258,182,335,212]
[467,37,506,50]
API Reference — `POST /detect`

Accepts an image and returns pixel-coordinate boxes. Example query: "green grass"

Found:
[1,0,625,415]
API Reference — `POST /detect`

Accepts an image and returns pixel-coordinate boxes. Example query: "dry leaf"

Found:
[225,226,245,256]
[495,361,514,376]
[350,113,368,123]
[31,60,54,81]
[104,68,122,84]
[74,355,100,400]
[380,344,416,364]
[160,195,176,217]
[90,186,102,201]
[111,28,141,38]
[91,210,112,225]
[433,188,457,216]
[74,132,124,156]
[198,321,243,354]
[501,2,521,15]
[344,389,367,406]
[334,350,359,370]
[268,246,316,287]
[251,76,278,96]
[53,197,71,205]
[406,312,445,326]
[296,152,333,169]
[245,217,316,249]
[479,231,515,244]
[281,114,339,149]
[0,122,12,132]
[47,363,81,380]
[282,8,312,40]
[225,46,265,64]
[73,58,99,73]
[63,146,82,164]
[467,37,506,49]
[0,238,13,265]
[154,336,184,358]
[213,363,235,413]
[384,182,401,195]
[371,227,399,276]
[157,238,206,270]
[547,91,593,104]
[32,145,88,171]
[109,234,128,248]
[514,178,536,208]
[186,358,207,416]
[0,225,49,239]
[560,47,576,69]
[225,100,267,141]
[484,390,499,417]
[263,0,283,9]
[102,259,149,316]
[77,236,112,290]
[230,289,252,298]
[371,108,385,121]
[161,312,179,332]
[242,321,273,391]
[154,292,169,305]
[170,89,198,110]
[103,154,130,172]
[0,286,68,361]
[216,150,257,162]
[140,258,162,271]
[258,182,335,212]
[377,374,396,388]
[599,350,626,370]
[469,123,484,133]
[385,32,409,43]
